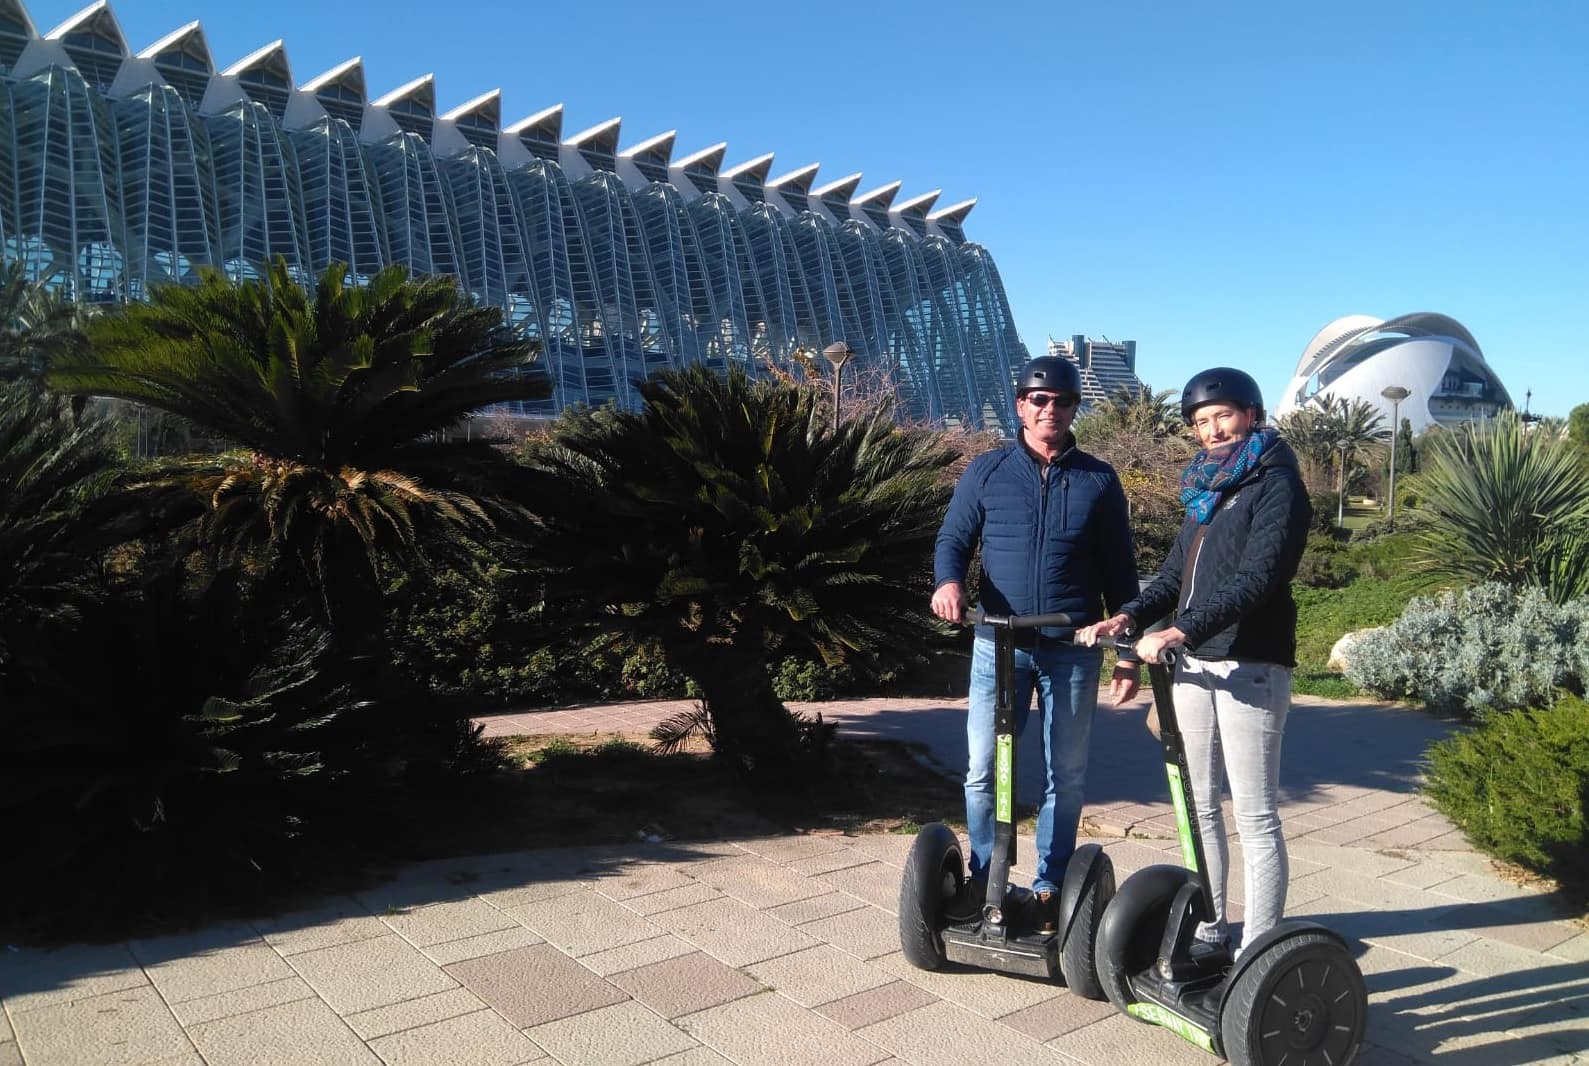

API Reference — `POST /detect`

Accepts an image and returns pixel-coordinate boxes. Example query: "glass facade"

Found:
[0,1,1027,431]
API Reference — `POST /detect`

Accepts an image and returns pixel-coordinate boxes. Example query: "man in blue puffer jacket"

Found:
[932,355,1142,929]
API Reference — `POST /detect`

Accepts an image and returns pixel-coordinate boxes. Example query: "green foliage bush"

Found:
[1425,694,1589,899]
[1295,532,1358,589]
[1308,491,1341,534]
[1344,583,1589,716]
[773,657,857,701]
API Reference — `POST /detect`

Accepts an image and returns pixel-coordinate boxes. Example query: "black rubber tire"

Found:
[1057,846,1115,1000]
[897,822,964,971]
[1219,932,1367,1066]
[1095,864,1193,1017]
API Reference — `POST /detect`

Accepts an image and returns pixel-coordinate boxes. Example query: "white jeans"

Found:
[1173,653,1291,952]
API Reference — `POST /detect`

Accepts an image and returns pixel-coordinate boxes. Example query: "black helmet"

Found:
[1016,356,1082,396]
[1180,367,1264,424]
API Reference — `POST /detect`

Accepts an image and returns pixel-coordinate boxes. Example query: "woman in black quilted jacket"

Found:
[1077,366,1312,958]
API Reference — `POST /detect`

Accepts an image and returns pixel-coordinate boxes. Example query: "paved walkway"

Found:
[3,693,1585,1065]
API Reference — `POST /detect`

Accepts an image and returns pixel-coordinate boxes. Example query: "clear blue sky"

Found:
[28,0,1589,417]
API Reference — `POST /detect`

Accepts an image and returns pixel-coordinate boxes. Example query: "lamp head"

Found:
[822,341,854,370]
[1381,385,1410,402]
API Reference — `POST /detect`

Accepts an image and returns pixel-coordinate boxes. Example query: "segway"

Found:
[1093,637,1367,1065]
[898,608,1114,998]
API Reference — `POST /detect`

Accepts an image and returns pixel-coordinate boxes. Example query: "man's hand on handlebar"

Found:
[931,581,967,624]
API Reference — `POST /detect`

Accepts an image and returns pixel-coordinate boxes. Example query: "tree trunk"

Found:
[680,646,810,789]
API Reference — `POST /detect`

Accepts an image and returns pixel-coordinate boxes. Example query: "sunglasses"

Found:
[1022,391,1080,409]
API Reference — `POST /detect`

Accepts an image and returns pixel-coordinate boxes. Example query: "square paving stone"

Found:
[689,854,830,909]
[0,1042,19,1066]
[649,897,821,967]
[815,861,904,911]
[590,863,699,902]
[379,897,521,948]
[795,904,901,961]
[874,951,1060,1019]
[345,987,491,1039]
[187,995,379,1066]
[169,976,318,1025]
[527,1000,697,1066]
[766,892,869,926]
[858,999,1050,1065]
[814,980,939,1030]
[509,890,661,956]
[10,985,192,1066]
[130,924,296,1005]
[1045,1009,1213,1065]
[421,925,545,966]
[608,951,763,1018]
[579,935,699,977]
[250,898,388,956]
[746,944,892,1007]
[0,942,147,1013]
[994,990,1116,1040]
[369,1007,546,1066]
[676,990,888,1066]
[287,934,457,1015]
[619,883,725,917]
[444,943,628,1027]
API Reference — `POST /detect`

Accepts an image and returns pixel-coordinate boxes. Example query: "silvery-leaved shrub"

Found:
[1344,583,1587,716]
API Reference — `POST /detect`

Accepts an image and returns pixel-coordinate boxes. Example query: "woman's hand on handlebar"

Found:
[1075,613,1132,646]
[931,581,967,624]
[1135,626,1188,664]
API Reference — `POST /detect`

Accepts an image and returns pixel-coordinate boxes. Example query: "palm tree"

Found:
[1074,384,1182,439]
[0,382,200,690]
[48,258,546,633]
[525,364,958,786]
[0,260,89,383]
[1417,409,1589,601]
[1275,395,1388,495]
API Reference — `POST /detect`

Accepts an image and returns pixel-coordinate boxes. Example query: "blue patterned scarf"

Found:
[1180,426,1280,524]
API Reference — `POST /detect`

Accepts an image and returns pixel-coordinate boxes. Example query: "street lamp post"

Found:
[1381,385,1410,530]
[822,341,854,434]
[1336,438,1350,529]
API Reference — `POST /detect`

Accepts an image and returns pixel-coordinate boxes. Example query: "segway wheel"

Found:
[897,822,965,971]
[1219,932,1366,1066]
[1056,845,1114,1000]
[1094,865,1193,1016]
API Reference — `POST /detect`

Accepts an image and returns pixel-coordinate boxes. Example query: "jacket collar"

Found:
[1016,429,1076,468]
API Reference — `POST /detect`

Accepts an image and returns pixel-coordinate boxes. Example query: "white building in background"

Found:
[1275,312,1513,434]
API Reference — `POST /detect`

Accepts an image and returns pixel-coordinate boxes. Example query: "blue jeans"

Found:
[964,635,1102,894]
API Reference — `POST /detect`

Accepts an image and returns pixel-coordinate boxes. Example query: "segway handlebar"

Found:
[964,607,1073,630]
[1071,631,1178,667]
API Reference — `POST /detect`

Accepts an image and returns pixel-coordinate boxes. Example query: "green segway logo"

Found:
[1127,1002,1214,1052]
[995,736,1013,822]
[1165,764,1199,872]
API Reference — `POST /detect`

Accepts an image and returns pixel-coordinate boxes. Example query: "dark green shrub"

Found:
[1295,532,1358,588]
[1309,492,1341,534]
[773,657,856,701]
[1425,694,1589,900]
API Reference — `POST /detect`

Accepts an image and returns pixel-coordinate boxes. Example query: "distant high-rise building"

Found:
[0,0,1030,431]
[1046,335,1145,409]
